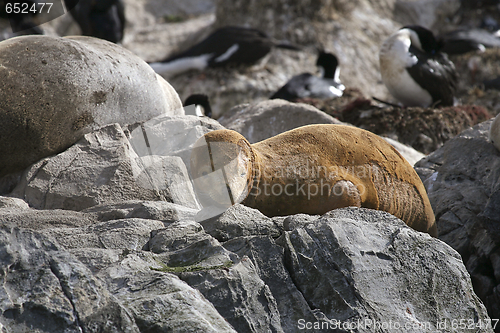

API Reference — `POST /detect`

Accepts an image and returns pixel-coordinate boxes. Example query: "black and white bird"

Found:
[64,0,125,43]
[150,26,300,77]
[379,25,458,107]
[184,94,212,118]
[439,29,500,55]
[270,51,345,101]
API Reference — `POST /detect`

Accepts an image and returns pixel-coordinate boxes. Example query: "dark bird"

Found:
[149,26,300,76]
[439,29,500,55]
[64,0,125,43]
[379,25,458,107]
[270,51,345,101]
[184,94,212,117]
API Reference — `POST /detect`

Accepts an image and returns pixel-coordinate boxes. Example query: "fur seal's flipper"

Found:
[190,124,437,237]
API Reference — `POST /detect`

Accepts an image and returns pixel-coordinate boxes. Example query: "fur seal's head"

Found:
[190,129,255,208]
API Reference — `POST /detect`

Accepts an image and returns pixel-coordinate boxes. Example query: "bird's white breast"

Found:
[379,30,433,107]
[150,54,212,77]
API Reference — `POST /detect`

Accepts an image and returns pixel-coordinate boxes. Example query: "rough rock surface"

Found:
[11,123,199,211]
[0,192,491,332]
[0,0,498,331]
[0,35,182,177]
[218,99,342,143]
[416,119,500,324]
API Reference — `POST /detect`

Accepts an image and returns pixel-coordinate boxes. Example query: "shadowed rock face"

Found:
[0,111,492,332]
[0,35,182,177]
[416,119,500,323]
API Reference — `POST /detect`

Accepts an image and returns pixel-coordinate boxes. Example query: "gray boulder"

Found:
[178,257,284,332]
[176,207,491,333]
[0,225,140,333]
[278,208,492,332]
[0,195,492,332]
[218,99,342,143]
[11,123,199,211]
[0,35,182,177]
[223,235,319,332]
[416,119,500,321]
[198,203,283,242]
[103,266,237,333]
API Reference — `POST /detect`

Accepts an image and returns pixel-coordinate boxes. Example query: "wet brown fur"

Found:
[191,124,437,236]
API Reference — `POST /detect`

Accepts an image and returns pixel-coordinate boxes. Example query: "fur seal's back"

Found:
[190,124,437,236]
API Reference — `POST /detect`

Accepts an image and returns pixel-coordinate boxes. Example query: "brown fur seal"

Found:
[190,124,437,237]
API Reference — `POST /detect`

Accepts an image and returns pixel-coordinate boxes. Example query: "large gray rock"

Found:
[11,123,199,211]
[218,99,342,143]
[278,208,492,332]
[0,225,140,333]
[416,119,500,322]
[0,196,492,333]
[223,235,319,332]
[102,262,237,333]
[178,257,284,333]
[0,35,182,177]
[0,201,237,332]
[198,203,283,242]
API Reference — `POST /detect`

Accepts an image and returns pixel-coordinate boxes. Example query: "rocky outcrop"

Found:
[11,123,199,211]
[0,113,493,332]
[416,119,500,323]
[0,35,182,177]
[0,191,492,332]
[1,1,497,330]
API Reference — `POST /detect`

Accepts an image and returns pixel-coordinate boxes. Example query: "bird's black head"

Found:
[316,51,339,79]
[184,94,212,118]
[402,25,442,54]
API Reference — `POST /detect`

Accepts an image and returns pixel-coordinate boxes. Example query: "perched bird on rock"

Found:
[379,25,458,107]
[270,51,345,101]
[149,26,300,77]
[64,0,125,43]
